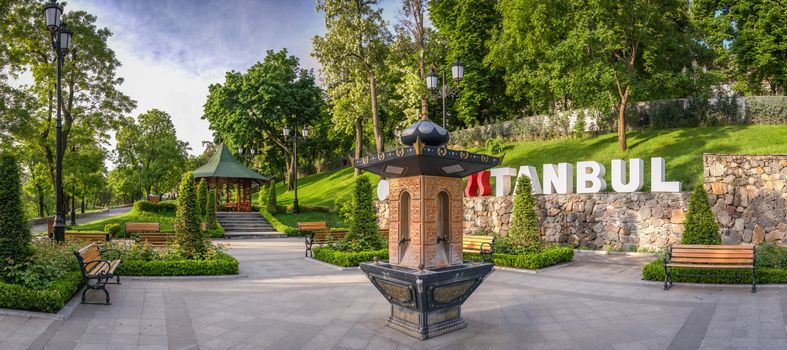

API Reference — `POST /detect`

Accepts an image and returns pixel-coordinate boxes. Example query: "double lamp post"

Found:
[426,58,464,128]
[43,0,73,242]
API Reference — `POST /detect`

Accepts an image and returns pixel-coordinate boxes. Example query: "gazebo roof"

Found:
[192,144,269,182]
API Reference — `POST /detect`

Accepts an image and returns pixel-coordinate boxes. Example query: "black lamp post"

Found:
[283,125,309,214]
[426,58,464,129]
[43,0,72,242]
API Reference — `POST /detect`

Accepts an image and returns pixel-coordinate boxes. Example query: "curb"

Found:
[121,274,248,281]
[304,257,360,271]
[574,249,656,257]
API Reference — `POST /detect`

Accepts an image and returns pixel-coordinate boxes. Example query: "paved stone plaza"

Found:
[1,238,786,350]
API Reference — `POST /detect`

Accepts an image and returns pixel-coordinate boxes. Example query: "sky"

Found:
[65,0,403,156]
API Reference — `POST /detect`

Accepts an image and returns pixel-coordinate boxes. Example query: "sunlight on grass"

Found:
[68,209,176,232]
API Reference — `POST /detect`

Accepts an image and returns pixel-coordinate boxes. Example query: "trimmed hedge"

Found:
[259,209,298,236]
[0,270,83,313]
[642,259,787,284]
[117,255,239,276]
[134,200,177,213]
[285,204,331,213]
[465,246,575,270]
[312,248,388,267]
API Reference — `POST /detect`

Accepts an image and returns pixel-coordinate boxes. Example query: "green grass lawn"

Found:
[264,125,787,209]
[67,208,176,232]
[273,212,347,229]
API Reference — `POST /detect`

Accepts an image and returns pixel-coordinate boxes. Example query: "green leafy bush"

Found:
[197,178,208,218]
[134,200,177,213]
[104,223,122,238]
[756,243,787,268]
[745,96,787,124]
[642,259,787,284]
[207,225,225,238]
[681,184,720,245]
[0,154,33,280]
[312,248,388,267]
[0,270,83,313]
[508,176,541,253]
[464,246,574,270]
[344,177,384,251]
[334,193,354,224]
[259,209,298,236]
[174,172,208,259]
[485,137,506,154]
[2,239,82,289]
[266,181,278,214]
[117,253,239,276]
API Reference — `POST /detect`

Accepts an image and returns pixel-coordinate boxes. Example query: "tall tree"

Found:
[401,0,429,120]
[693,0,786,95]
[115,110,189,196]
[313,0,390,171]
[487,0,706,151]
[429,0,523,127]
[203,49,324,190]
[0,154,32,280]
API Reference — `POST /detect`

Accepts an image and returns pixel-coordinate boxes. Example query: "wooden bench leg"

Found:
[82,278,112,305]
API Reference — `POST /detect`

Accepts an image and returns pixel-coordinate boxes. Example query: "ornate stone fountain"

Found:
[354,117,500,340]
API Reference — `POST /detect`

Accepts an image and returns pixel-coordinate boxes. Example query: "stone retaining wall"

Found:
[374,153,787,249]
[704,154,787,244]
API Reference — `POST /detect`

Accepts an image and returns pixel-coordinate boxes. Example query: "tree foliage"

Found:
[345,176,382,251]
[205,189,218,230]
[681,184,721,245]
[508,175,541,252]
[693,0,787,95]
[174,172,207,259]
[0,154,33,280]
[487,0,711,151]
[266,181,278,214]
[197,178,207,218]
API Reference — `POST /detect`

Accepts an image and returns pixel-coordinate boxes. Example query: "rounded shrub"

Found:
[104,224,122,238]
[681,184,721,245]
[0,154,33,279]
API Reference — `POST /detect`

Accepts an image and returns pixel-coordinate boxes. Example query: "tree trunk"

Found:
[81,197,85,214]
[37,187,44,218]
[617,87,630,152]
[284,154,294,191]
[369,72,384,153]
[354,117,363,176]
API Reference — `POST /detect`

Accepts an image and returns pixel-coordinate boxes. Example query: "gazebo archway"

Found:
[192,144,269,212]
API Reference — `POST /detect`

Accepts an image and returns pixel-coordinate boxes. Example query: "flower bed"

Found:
[464,246,575,270]
[312,248,388,267]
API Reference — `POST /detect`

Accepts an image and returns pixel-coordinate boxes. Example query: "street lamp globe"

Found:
[283,125,291,137]
[451,58,464,81]
[426,67,438,89]
[43,0,63,33]
[59,24,72,52]
[301,126,309,138]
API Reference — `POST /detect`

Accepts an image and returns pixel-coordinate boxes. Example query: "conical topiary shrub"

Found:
[508,175,541,253]
[175,172,208,258]
[0,154,32,280]
[345,176,382,251]
[197,178,208,218]
[681,184,721,245]
[205,189,218,230]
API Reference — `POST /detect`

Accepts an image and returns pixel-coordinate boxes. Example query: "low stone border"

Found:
[304,257,360,271]
[121,274,247,281]
[574,249,656,257]
[0,286,84,320]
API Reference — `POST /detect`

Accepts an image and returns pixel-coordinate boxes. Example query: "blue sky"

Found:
[67,0,403,155]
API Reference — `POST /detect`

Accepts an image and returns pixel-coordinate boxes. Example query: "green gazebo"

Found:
[193,144,269,212]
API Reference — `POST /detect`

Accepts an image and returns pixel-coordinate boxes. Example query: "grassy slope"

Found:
[268,125,787,209]
[68,209,176,232]
[273,212,347,229]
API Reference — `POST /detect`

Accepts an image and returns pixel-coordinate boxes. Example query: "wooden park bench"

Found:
[65,232,110,243]
[663,244,757,293]
[136,233,173,248]
[463,235,496,263]
[73,243,122,305]
[124,222,160,234]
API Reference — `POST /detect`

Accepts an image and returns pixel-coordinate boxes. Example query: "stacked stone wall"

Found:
[704,154,787,245]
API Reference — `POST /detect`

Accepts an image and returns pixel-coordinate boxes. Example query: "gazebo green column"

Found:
[192,144,269,212]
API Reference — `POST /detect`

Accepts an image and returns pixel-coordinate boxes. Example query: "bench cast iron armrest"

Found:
[480,241,494,263]
[304,231,315,257]
[81,259,116,277]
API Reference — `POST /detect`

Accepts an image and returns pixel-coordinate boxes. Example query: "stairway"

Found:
[217,212,287,239]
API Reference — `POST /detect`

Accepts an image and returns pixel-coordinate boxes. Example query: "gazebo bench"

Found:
[664,244,757,292]
[125,222,160,233]
[463,235,496,263]
[74,243,122,305]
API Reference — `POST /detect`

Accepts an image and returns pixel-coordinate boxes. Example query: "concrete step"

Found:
[221,227,276,232]
[220,225,275,230]
[217,219,270,224]
[223,232,288,239]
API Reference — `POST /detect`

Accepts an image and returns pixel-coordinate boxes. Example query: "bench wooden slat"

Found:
[137,233,173,247]
[125,222,160,233]
[667,263,754,269]
[671,245,752,250]
[671,249,753,256]
[671,257,754,264]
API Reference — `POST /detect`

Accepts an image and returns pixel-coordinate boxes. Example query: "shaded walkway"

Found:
[2,239,786,350]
